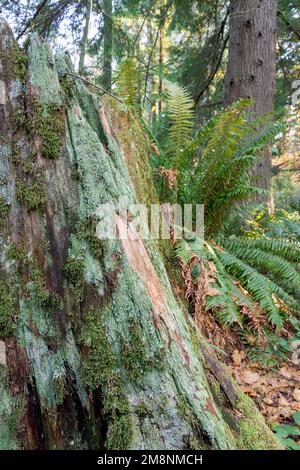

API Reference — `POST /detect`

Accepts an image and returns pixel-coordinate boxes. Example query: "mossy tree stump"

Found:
[0,18,280,450]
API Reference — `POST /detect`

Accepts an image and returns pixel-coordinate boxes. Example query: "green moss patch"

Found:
[80,306,133,449]
[31,100,65,160]
[177,396,212,450]
[29,263,63,310]
[76,217,105,260]
[120,318,164,383]
[0,197,9,229]
[64,255,85,302]
[236,395,281,450]
[16,176,46,211]
[0,275,15,338]
[0,43,28,84]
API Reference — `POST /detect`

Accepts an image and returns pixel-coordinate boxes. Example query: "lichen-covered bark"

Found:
[0,18,280,450]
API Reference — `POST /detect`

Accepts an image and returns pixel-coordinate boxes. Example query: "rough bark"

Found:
[0,18,280,450]
[224,0,277,201]
[102,0,112,91]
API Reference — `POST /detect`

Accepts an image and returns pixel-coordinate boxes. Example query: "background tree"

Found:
[102,0,113,90]
[224,0,278,201]
[79,0,93,73]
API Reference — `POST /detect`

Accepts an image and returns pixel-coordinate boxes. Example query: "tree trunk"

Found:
[158,24,164,117]
[0,19,280,450]
[79,0,93,73]
[224,0,277,203]
[102,0,112,91]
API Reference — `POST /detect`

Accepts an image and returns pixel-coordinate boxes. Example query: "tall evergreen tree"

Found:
[224,0,278,203]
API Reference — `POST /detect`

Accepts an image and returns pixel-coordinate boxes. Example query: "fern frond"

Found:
[175,100,283,237]
[117,58,141,111]
[224,237,300,263]
[217,250,297,328]
[166,81,195,167]
[224,239,300,291]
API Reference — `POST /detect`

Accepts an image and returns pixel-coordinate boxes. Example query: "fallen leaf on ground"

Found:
[241,370,260,385]
[293,389,300,401]
[232,349,245,366]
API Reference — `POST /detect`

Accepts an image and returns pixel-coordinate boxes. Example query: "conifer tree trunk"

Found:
[224,0,277,201]
[79,0,93,73]
[103,0,112,91]
[0,18,280,450]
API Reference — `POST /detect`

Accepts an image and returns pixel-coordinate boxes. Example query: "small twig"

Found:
[195,10,229,106]
[59,71,123,103]
[17,0,49,39]
[133,10,148,52]
[198,100,223,108]
[195,34,229,106]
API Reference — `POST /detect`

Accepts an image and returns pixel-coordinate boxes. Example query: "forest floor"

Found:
[229,354,300,426]
[201,311,300,444]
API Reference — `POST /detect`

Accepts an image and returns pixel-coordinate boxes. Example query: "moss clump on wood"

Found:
[31,100,65,160]
[18,152,37,176]
[80,306,133,449]
[135,402,150,417]
[0,43,28,85]
[16,176,46,211]
[0,197,9,228]
[236,394,280,450]
[120,318,164,383]
[53,375,67,406]
[0,275,15,338]
[13,149,46,212]
[29,262,63,310]
[64,256,85,302]
[59,74,75,104]
[12,108,29,132]
[77,217,104,260]
[11,44,28,83]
